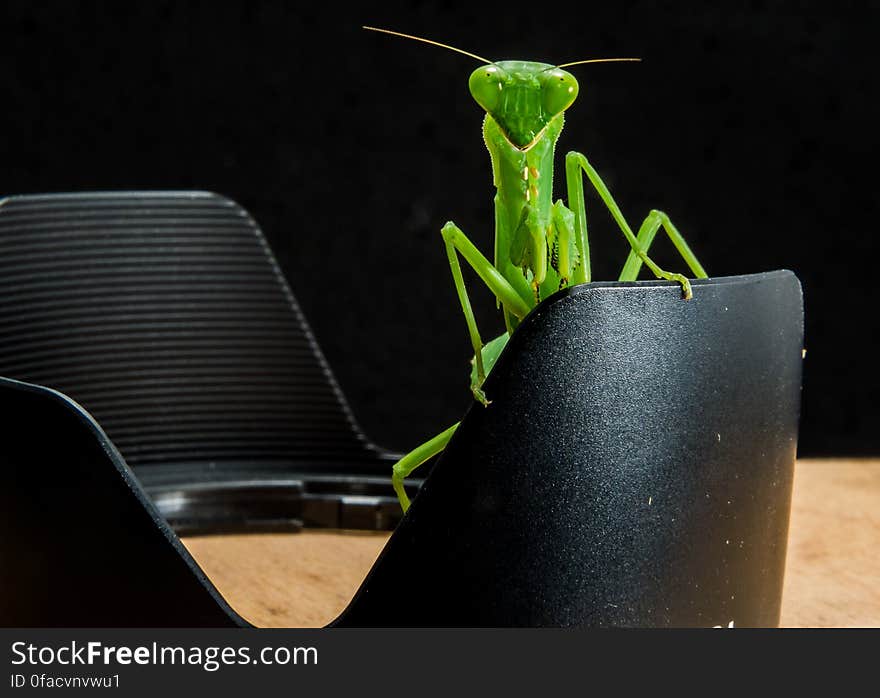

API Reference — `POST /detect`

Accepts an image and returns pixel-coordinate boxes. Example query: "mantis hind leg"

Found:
[565,151,705,299]
[619,209,708,282]
[392,422,459,512]
[390,225,528,511]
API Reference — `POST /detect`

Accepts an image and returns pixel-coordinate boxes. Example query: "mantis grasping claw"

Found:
[364,27,708,511]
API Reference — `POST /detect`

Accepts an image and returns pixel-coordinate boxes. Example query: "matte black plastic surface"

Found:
[0,376,246,627]
[336,271,803,627]
[0,192,409,533]
[0,271,801,627]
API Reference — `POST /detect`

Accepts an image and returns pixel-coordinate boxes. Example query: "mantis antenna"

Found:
[557,57,642,67]
[363,26,641,69]
[362,26,493,65]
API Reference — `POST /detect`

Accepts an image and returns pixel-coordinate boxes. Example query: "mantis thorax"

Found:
[470,61,582,305]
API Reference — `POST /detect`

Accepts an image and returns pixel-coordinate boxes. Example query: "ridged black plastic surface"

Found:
[0,192,403,532]
[336,271,804,628]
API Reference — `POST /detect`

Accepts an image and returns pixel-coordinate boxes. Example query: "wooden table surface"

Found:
[181,458,880,628]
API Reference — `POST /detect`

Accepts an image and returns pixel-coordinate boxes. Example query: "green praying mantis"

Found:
[364,28,709,512]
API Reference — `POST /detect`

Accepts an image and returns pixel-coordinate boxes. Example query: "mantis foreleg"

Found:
[565,151,697,299]
[441,221,531,404]
[392,422,460,512]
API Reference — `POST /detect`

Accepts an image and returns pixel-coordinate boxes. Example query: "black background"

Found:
[1,1,876,456]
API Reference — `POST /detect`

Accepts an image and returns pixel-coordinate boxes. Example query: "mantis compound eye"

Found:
[468,64,508,113]
[540,68,579,117]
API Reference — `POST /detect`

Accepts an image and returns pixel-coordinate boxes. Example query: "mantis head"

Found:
[468,61,579,150]
[363,27,639,150]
